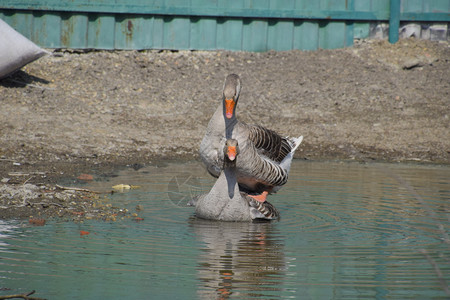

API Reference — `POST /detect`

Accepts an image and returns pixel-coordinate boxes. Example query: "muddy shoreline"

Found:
[0,38,449,220]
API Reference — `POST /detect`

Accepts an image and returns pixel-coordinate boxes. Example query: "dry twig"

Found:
[55,184,100,194]
[22,176,34,185]
[29,201,63,208]
[0,290,46,300]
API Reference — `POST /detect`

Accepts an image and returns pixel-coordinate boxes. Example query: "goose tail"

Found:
[289,135,303,152]
[279,135,303,170]
[270,135,302,194]
[247,197,280,221]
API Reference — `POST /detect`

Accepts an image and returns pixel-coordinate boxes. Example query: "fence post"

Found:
[389,0,401,43]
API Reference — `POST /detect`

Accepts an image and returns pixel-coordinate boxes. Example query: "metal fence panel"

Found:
[0,0,448,51]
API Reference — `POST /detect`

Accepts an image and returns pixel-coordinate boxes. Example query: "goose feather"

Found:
[192,139,279,221]
[199,74,302,194]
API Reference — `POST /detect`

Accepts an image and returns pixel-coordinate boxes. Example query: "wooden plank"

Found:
[267,20,294,51]
[7,0,447,22]
[32,12,61,48]
[401,0,423,13]
[190,0,219,8]
[21,13,35,39]
[345,0,355,46]
[249,0,270,9]
[422,0,449,13]
[152,16,165,49]
[190,17,217,50]
[136,17,155,49]
[320,0,347,10]
[400,12,450,22]
[295,0,320,10]
[370,0,390,15]
[242,19,268,52]
[61,13,88,48]
[163,16,190,50]
[270,0,295,10]
[87,14,115,49]
[353,22,370,38]
[293,21,319,50]
[216,19,243,51]
[218,0,243,9]
[115,15,136,49]
[1,10,33,38]
[354,0,371,12]
[0,2,391,20]
[113,14,160,50]
[389,0,400,43]
[345,21,354,46]
[165,0,190,7]
[319,21,346,49]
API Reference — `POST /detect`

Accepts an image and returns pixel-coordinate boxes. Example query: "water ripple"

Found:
[1,161,449,299]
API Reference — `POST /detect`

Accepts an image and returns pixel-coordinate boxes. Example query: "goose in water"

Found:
[192,139,279,222]
[199,74,303,202]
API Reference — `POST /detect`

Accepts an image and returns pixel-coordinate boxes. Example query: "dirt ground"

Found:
[0,38,449,220]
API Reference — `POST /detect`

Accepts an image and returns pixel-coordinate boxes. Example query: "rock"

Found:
[402,58,424,69]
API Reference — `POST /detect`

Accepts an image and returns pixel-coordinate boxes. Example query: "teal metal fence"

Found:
[0,0,449,51]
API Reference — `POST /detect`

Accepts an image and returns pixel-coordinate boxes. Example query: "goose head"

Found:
[222,74,241,119]
[224,139,240,163]
[223,139,240,198]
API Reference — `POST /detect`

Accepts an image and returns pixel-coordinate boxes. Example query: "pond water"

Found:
[1,160,449,299]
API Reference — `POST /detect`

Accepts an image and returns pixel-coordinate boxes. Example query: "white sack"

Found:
[0,18,50,79]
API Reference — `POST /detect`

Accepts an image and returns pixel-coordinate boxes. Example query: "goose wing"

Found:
[238,141,289,190]
[247,124,296,163]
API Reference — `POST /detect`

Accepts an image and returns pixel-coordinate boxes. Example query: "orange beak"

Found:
[224,98,235,119]
[227,146,237,161]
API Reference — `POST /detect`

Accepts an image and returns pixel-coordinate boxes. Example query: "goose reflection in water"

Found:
[189,219,287,299]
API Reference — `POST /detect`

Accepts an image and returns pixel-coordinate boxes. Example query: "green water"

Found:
[1,160,449,299]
